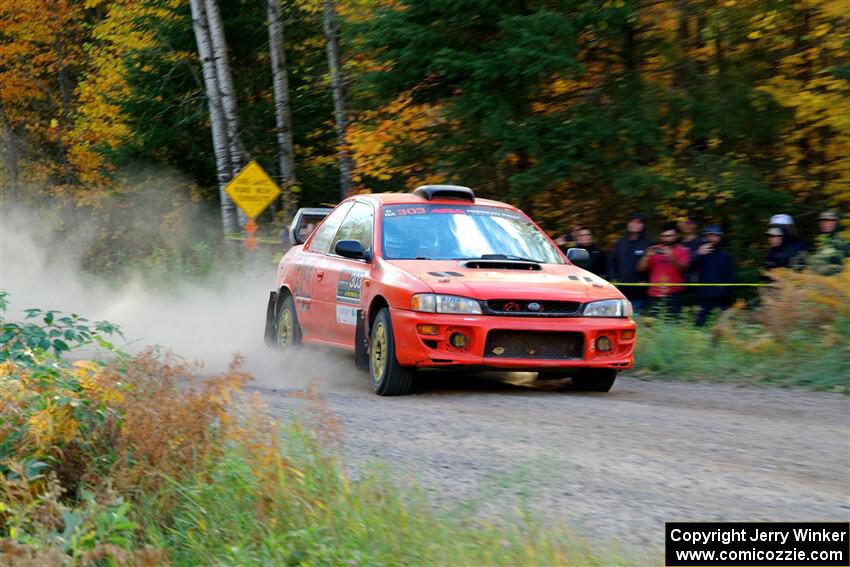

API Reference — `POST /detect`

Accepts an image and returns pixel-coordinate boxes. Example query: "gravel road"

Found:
[249,355,849,563]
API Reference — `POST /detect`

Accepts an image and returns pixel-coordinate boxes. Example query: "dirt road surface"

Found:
[253,358,848,563]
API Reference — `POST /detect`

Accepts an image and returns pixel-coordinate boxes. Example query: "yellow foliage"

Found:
[751,3,850,210]
[348,88,445,189]
[26,403,77,449]
[69,1,181,187]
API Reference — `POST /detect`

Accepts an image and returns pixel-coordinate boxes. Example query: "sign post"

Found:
[225,161,282,250]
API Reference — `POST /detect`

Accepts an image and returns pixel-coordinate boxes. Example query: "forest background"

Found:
[1,0,849,280]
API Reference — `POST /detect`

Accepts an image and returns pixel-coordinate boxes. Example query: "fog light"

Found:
[416,324,440,335]
[449,332,468,348]
[596,336,613,352]
[620,329,635,341]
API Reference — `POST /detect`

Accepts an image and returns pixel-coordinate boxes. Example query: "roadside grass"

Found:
[139,423,613,566]
[634,266,850,393]
[1,293,624,566]
[634,314,850,392]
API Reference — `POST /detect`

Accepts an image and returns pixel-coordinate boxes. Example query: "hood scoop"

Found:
[462,259,542,271]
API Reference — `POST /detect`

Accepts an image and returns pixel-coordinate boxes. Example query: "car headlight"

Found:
[411,294,482,315]
[582,299,632,318]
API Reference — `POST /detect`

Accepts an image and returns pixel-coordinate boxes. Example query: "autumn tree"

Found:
[0,0,91,194]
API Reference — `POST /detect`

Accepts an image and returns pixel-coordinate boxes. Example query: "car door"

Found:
[315,201,375,346]
[293,201,353,340]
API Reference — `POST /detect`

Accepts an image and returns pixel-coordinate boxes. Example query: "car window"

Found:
[307,201,354,254]
[381,204,564,263]
[331,202,374,254]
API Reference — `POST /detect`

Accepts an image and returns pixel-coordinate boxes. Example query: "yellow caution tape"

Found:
[224,234,282,245]
[614,282,768,287]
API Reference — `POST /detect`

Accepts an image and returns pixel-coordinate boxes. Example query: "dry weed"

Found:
[110,350,251,493]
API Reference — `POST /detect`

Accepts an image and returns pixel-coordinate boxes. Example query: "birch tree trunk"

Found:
[190,0,238,234]
[322,0,354,199]
[267,0,297,217]
[205,0,247,227]
[0,98,20,198]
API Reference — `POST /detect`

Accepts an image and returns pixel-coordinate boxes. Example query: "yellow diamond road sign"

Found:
[225,161,281,219]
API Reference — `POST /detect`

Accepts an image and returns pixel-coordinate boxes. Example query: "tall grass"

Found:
[634,265,850,392]
[1,296,621,565]
[140,422,610,566]
[634,316,849,391]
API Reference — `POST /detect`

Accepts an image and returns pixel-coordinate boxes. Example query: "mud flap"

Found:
[354,309,369,372]
[264,291,278,348]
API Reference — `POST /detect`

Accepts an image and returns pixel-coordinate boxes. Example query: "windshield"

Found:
[380,204,564,264]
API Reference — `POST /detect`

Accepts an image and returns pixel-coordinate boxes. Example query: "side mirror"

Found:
[335,239,371,261]
[566,247,590,264]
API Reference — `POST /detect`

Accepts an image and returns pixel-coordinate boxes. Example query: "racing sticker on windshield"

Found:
[383,204,523,220]
[336,270,365,304]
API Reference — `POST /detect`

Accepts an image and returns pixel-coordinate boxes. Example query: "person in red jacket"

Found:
[638,222,690,316]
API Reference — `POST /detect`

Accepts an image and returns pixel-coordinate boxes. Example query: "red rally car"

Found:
[264,185,636,395]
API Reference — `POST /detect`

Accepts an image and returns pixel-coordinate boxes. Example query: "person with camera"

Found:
[692,225,736,327]
[637,222,690,316]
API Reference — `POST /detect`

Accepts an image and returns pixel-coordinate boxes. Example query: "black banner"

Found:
[666,522,849,566]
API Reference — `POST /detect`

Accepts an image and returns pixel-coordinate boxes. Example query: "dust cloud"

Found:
[0,190,361,393]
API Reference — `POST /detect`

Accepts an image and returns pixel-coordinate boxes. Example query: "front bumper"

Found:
[389,308,636,370]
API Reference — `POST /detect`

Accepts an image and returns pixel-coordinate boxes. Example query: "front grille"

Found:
[484,299,581,317]
[484,331,584,359]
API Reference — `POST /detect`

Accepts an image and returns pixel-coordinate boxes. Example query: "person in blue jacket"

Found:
[692,224,736,327]
[608,212,652,313]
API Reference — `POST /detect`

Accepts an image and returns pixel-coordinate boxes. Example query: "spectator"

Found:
[608,212,651,313]
[299,221,316,242]
[810,210,850,275]
[692,225,735,327]
[638,222,689,316]
[554,232,571,252]
[769,213,807,258]
[679,218,703,263]
[554,225,582,252]
[763,226,801,271]
[574,226,606,277]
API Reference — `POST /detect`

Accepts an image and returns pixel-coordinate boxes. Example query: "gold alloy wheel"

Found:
[371,321,387,383]
[277,308,293,348]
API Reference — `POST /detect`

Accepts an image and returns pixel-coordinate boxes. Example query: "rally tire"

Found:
[264,291,278,348]
[369,308,413,396]
[276,295,302,349]
[354,310,369,372]
[572,369,617,392]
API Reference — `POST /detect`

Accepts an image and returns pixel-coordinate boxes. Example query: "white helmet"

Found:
[769,213,794,226]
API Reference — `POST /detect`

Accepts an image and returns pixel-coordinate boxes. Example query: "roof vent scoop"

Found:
[413,185,475,202]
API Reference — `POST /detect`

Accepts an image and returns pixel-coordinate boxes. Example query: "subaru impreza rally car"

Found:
[264,185,636,395]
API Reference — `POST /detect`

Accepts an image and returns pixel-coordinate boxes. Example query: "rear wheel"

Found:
[276,295,302,349]
[369,308,413,396]
[572,369,617,392]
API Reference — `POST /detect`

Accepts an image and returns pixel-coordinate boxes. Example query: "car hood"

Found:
[385,260,620,301]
